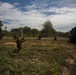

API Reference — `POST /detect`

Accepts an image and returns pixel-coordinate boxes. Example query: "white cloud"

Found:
[0,2,14,14]
[0,2,76,32]
[14,2,20,6]
[25,4,36,10]
[0,2,46,30]
[40,7,76,14]
[46,10,76,32]
[49,12,76,25]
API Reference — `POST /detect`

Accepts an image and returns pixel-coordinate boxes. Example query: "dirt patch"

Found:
[4,42,16,45]
[61,56,75,75]
[62,66,70,75]
[65,57,75,65]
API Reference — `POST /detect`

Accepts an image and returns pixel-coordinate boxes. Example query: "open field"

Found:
[0,37,76,75]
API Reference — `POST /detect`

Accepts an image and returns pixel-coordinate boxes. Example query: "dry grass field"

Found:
[0,37,76,75]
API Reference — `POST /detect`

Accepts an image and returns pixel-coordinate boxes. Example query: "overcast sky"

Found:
[0,0,76,32]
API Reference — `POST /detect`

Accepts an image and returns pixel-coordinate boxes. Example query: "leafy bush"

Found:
[69,27,76,43]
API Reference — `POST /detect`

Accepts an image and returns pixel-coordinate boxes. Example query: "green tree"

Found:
[56,31,69,37]
[10,28,20,36]
[0,20,3,34]
[11,28,20,32]
[0,20,3,27]
[23,26,32,37]
[0,20,4,39]
[41,20,56,37]
[31,28,39,37]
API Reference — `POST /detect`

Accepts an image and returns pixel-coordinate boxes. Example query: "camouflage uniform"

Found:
[16,35,23,52]
[54,36,57,41]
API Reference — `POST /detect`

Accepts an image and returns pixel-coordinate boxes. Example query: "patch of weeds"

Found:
[24,63,46,75]
[51,62,60,75]
[52,48,69,64]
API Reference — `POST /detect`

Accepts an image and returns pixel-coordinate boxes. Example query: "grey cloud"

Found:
[0,1,76,32]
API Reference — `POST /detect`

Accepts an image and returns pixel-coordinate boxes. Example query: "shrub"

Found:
[69,27,76,43]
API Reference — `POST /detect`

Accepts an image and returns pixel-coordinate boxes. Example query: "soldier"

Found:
[54,36,57,41]
[15,34,23,52]
[13,35,16,40]
[37,35,42,40]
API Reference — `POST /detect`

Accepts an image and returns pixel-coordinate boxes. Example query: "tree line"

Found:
[0,20,70,38]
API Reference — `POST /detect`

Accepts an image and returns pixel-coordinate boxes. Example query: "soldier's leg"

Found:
[17,43,22,52]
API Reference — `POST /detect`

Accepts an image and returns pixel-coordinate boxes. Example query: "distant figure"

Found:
[13,35,16,40]
[54,36,57,41]
[37,35,42,40]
